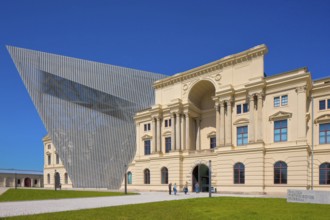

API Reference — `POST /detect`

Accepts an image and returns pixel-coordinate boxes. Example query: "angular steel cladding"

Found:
[7,46,167,189]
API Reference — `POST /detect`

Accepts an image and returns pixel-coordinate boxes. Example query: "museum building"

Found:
[124,45,330,194]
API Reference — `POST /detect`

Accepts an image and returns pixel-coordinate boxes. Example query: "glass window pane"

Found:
[281,95,288,106]
[328,99,330,109]
[237,105,242,114]
[243,103,249,113]
[319,100,326,110]
[274,97,280,107]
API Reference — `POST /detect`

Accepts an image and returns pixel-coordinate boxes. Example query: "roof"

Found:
[0,169,43,175]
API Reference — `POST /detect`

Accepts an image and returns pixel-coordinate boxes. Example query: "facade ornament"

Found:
[296,86,307,93]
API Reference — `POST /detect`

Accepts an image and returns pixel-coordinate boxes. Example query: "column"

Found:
[176,113,181,150]
[249,95,255,143]
[225,100,232,146]
[256,93,263,142]
[156,117,162,153]
[151,117,156,153]
[215,103,220,147]
[181,114,185,150]
[171,113,176,151]
[297,86,307,140]
[185,113,190,150]
[196,118,201,150]
[220,101,225,146]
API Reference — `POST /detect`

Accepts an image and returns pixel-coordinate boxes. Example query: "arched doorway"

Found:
[24,178,31,187]
[55,172,61,189]
[192,164,209,192]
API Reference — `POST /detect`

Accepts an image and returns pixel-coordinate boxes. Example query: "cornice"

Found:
[314,114,330,124]
[153,44,268,89]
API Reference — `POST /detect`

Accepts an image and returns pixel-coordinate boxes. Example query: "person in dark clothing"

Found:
[168,183,172,195]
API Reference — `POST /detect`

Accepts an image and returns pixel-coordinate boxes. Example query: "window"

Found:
[161,167,168,184]
[56,154,60,164]
[274,120,287,142]
[319,163,330,185]
[17,179,21,185]
[320,123,330,144]
[64,173,68,184]
[234,163,245,184]
[47,174,50,184]
[165,137,171,153]
[281,95,288,106]
[319,99,330,110]
[48,155,51,165]
[236,103,249,114]
[144,169,150,184]
[34,179,38,185]
[144,140,151,155]
[165,119,171,127]
[210,137,216,149]
[274,95,288,107]
[144,123,151,131]
[47,144,51,149]
[237,126,248,146]
[274,161,287,184]
[127,172,132,184]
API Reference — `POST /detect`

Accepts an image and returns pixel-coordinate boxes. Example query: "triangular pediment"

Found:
[233,118,249,125]
[141,134,152,140]
[269,111,292,121]
[314,114,330,124]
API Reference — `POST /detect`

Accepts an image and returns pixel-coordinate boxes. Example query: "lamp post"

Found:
[209,160,212,198]
[54,170,57,191]
[124,165,127,194]
[14,170,17,190]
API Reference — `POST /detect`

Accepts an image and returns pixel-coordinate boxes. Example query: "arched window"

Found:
[144,169,150,184]
[234,163,245,184]
[127,172,132,184]
[64,173,68,184]
[319,163,330,185]
[161,167,168,184]
[47,174,50,184]
[274,161,287,184]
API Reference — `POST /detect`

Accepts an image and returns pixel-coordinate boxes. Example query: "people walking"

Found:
[195,182,199,193]
[184,182,188,194]
[173,183,177,195]
[168,183,172,195]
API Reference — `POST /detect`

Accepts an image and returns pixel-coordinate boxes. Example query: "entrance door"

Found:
[192,164,209,192]
[24,178,31,187]
[55,172,61,189]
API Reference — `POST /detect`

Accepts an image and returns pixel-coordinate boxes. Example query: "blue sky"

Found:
[0,0,329,171]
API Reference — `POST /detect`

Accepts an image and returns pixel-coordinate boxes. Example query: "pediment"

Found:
[207,131,216,138]
[233,118,249,125]
[162,131,171,136]
[141,134,152,140]
[314,114,330,124]
[269,111,292,121]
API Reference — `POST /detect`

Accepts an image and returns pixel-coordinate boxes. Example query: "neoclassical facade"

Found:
[43,135,72,189]
[124,45,330,194]
[0,170,43,188]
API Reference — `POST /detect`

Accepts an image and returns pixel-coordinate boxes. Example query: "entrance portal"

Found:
[192,164,209,192]
[24,178,31,187]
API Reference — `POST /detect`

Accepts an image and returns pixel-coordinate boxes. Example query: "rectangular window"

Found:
[237,126,248,146]
[274,97,280,107]
[210,137,216,149]
[144,123,151,131]
[56,154,59,164]
[328,99,330,109]
[320,123,330,144]
[243,103,249,113]
[236,105,242,114]
[165,119,172,127]
[144,140,151,155]
[48,155,51,165]
[165,137,171,153]
[274,119,287,142]
[319,100,326,110]
[281,95,288,106]
[47,144,51,149]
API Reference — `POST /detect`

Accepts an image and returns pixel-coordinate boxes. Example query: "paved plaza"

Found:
[0,191,276,217]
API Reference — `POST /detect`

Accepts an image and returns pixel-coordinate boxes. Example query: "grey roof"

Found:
[7,46,167,189]
[0,169,43,175]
